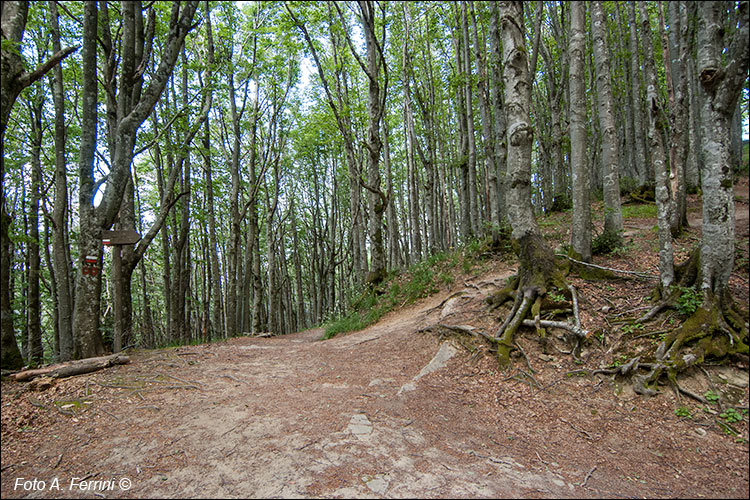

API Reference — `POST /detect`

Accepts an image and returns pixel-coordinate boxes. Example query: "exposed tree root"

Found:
[609,248,749,395]
[491,234,586,366]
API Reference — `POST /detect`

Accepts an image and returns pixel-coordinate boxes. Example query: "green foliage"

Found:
[622,204,657,219]
[674,286,703,316]
[592,230,624,255]
[322,241,489,339]
[607,353,630,368]
[704,390,721,403]
[621,323,644,335]
[720,407,743,424]
[612,239,637,256]
[674,406,692,419]
[549,291,566,303]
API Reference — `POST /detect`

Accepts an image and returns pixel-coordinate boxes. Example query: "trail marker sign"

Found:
[102,230,141,246]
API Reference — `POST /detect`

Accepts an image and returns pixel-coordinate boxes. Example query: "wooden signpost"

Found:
[102,229,141,353]
[102,229,141,246]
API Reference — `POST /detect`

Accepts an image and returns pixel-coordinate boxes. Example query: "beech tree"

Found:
[1,0,77,369]
[619,0,749,396]
[73,1,199,359]
[591,0,623,248]
[568,0,591,262]
[490,0,584,366]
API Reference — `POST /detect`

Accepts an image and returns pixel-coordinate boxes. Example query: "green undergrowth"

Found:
[621,203,658,220]
[322,236,502,340]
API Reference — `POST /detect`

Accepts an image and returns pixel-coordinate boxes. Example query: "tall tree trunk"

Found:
[591,1,624,245]
[461,1,479,237]
[569,1,591,262]
[495,0,558,365]
[663,1,689,235]
[469,2,498,234]
[383,117,403,269]
[489,0,507,226]
[73,1,198,358]
[25,91,42,364]
[613,2,637,184]
[402,9,422,264]
[640,2,675,289]
[627,2,650,187]
[48,0,74,361]
[291,200,306,329]
[358,1,388,284]
[1,1,76,369]
[696,0,748,297]
[73,1,105,359]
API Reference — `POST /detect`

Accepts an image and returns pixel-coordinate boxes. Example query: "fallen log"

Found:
[10,354,131,382]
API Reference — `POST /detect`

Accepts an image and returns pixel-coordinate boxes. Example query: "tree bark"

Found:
[664,1,690,234]
[627,2,650,187]
[358,1,388,285]
[640,1,675,290]
[73,1,198,359]
[591,1,624,245]
[460,2,479,237]
[11,354,130,382]
[489,1,507,225]
[48,0,74,362]
[696,0,749,296]
[569,1,591,261]
[1,0,77,369]
[26,87,43,365]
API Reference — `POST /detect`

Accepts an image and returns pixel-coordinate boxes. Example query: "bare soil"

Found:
[1,179,748,499]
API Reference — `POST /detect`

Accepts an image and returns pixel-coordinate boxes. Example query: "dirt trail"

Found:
[4,274,587,499]
[2,266,748,499]
[2,183,749,498]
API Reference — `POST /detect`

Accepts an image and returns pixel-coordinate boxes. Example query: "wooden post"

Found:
[103,230,140,353]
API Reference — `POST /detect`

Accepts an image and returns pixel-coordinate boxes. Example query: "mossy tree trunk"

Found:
[620,2,749,395]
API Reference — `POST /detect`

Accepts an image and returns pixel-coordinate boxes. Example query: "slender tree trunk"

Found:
[48,0,74,361]
[489,1,507,226]
[402,11,422,264]
[613,2,637,184]
[627,2,650,187]
[73,1,106,359]
[1,1,76,368]
[591,1,623,245]
[469,2,498,234]
[383,117,402,269]
[663,1,689,235]
[461,2,479,237]
[358,1,388,284]
[640,2,675,289]
[569,1,591,261]
[26,92,42,364]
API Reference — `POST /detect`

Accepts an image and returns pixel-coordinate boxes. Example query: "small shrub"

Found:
[704,390,720,403]
[674,406,692,419]
[675,286,702,316]
[592,231,624,255]
[720,408,743,424]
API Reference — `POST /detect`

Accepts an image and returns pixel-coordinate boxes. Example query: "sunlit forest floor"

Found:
[1,176,748,498]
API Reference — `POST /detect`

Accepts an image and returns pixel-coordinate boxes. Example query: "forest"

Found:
[0,0,748,388]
